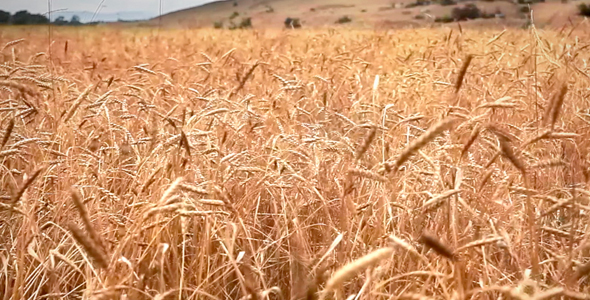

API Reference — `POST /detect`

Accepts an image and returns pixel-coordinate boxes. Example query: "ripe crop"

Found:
[1,25,590,299]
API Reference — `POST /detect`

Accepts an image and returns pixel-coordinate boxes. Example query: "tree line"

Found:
[0,10,82,25]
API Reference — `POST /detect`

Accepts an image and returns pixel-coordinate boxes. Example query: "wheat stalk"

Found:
[63,85,97,122]
[321,247,394,297]
[12,168,43,204]
[545,83,568,130]
[348,168,387,182]
[460,123,480,159]
[67,223,109,269]
[419,232,456,261]
[421,189,461,212]
[355,126,377,160]
[388,118,456,172]
[0,119,14,149]
[455,54,473,93]
[70,187,106,252]
[457,236,504,252]
[1,39,25,52]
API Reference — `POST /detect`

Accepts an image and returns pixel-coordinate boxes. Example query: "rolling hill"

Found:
[150,0,583,29]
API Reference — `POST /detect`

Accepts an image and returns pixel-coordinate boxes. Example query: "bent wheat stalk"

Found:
[388,118,456,172]
[320,247,394,299]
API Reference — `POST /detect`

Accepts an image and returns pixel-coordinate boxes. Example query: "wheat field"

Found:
[1,24,590,300]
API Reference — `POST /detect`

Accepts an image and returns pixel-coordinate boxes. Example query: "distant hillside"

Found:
[51,11,156,23]
[150,0,582,29]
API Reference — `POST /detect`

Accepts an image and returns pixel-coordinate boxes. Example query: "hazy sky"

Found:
[2,0,216,14]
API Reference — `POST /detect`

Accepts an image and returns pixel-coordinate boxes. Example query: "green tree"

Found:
[29,13,50,24]
[0,10,10,24]
[12,10,31,24]
[54,16,68,25]
[11,10,49,25]
[70,15,81,25]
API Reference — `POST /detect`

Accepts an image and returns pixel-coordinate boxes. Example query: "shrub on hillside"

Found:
[239,17,252,28]
[213,21,223,29]
[228,17,252,30]
[405,2,421,7]
[451,4,481,20]
[481,11,496,18]
[284,17,302,28]
[519,5,531,13]
[336,16,352,23]
[579,3,590,16]
[440,0,457,6]
[406,0,432,8]
[229,11,239,19]
[435,15,454,22]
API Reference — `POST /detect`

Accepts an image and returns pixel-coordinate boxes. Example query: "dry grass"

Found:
[1,24,590,300]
